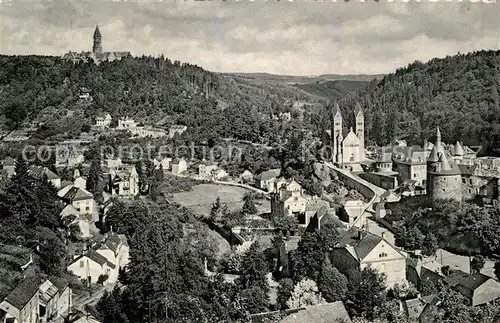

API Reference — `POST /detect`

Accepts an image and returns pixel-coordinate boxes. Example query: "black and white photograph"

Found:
[0,1,499,322]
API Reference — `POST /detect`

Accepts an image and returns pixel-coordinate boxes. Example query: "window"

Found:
[462,179,466,184]
[379,253,387,258]
[86,206,89,211]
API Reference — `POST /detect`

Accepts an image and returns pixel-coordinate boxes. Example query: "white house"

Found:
[95,233,130,283]
[172,158,187,176]
[108,165,139,197]
[169,125,188,138]
[95,113,112,128]
[60,204,91,239]
[0,277,40,323]
[331,228,407,288]
[255,169,281,192]
[116,117,137,130]
[67,250,115,285]
[153,157,171,172]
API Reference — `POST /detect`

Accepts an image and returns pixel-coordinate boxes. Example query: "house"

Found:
[403,295,439,322]
[38,278,72,322]
[171,158,187,176]
[116,117,137,130]
[105,157,122,169]
[406,255,443,292]
[68,151,85,168]
[255,169,281,192]
[61,187,96,219]
[71,314,101,323]
[108,165,139,197]
[239,170,254,184]
[28,166,61,188]
[305,205,337,232]
[95,113,112,128]
[198,163,219,180]
[330,228,407,287]
[67,234,129,285]
[95,233,130,283]
[443,270,500,306]
[392,146,428,186]
[79,88,92,100]
[339,200,365,224]
[0,277,40,323]
[303,199,330,228]
[0,157,16,179]
[67,250,115,285]
[278,301,352,323]
[270,179,309,222]
[60,205,91,239]
[153,156,171,172]
[169,125,188,138]
[130,125,168,138]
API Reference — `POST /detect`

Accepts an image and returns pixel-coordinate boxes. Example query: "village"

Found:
[1,95,500,323]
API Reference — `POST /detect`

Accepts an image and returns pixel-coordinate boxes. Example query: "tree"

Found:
[494,261,500,280]
[388,281,419,301]
[242,195,258,215]
[286,278,325,309]
[235,242,270,313]
[471,255,485,274]
[276,278,294,310]
[317,259,348,302]
[87,159,101,195]
[347,267,387,320]
[210,197,229,223]
[274,215,298,237]
[422,233,439,257]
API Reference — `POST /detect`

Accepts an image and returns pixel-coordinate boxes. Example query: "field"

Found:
[172,183,270,217]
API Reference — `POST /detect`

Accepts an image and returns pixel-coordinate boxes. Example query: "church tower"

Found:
[331,103,343,164]
[93,25,103,56]
[354,103,365,161]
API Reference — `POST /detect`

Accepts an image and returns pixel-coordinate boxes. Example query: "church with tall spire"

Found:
[330,102,366,171]
[62,25,132,65]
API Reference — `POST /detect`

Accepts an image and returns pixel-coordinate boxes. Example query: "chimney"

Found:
[381,232,385,240]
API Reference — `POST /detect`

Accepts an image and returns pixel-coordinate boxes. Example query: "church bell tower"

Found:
[93,25,103,56]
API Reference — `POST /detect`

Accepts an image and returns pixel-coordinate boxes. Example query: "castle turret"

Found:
[426,127,462,204]
[93,25,103,56]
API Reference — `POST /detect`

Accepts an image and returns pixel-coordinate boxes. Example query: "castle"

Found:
[426,127,462,204]
[61,26,131,65]
[330,102,365,171]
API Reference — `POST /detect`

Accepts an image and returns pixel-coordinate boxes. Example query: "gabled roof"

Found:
[443,270,492,298]
[279,301,351,323]
[404,295,438,320]
[343,128,358,142]
[60,204,80,218]
[63,187,93,202]
[73,250,115,269]
[458,164,477,176]
[28,165,60,181]
[2,277,41,310]
[337,228,383,261]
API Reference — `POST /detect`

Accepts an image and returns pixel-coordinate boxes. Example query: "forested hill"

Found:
[338,50,500,148]
[294,80,370,102]
[0,55,325,144]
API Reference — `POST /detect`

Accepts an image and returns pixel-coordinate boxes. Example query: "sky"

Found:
[0,1,499,75]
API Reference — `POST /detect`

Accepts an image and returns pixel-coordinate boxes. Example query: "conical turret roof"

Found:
[453,141,465,156]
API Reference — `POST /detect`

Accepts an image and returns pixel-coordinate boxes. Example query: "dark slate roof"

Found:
[63,187,93,202]
[443,270,491,298]
[93,26,101,38]
[28,166,60,180]
[75,250,115,269]
[49,277,69,292]
[337,228,383,261]
[279,301,351,323]
[3,277,41,310]
[458,164,477,176]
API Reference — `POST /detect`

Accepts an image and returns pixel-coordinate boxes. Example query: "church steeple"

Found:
[93,25,103,56]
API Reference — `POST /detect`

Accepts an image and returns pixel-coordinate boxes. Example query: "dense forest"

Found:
[335,50,500,148]
[0,55,324,145]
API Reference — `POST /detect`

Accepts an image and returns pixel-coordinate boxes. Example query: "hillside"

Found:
[225,72,383,85]
[336,50,500,148]
[0,55,329,144]
[294,80,370,102]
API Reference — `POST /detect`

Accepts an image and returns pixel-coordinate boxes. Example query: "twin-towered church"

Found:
[330,102,366,171]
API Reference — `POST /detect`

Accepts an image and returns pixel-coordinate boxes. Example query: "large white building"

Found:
[331,103,365,171]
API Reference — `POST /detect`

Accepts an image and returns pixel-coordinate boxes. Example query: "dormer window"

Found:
[379,252,387,258]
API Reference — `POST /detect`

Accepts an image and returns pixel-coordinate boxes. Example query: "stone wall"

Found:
[359,172,398,190]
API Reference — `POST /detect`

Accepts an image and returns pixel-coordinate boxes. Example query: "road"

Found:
[72,283,115,312]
